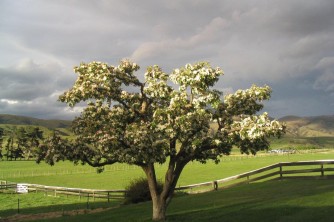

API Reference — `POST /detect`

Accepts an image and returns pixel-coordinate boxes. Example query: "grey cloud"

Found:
[312,57,334,94]
[267,74,334,118]
[0,98,78,120]
[1,0,334,119]
[266,94,334,118]
[0,59,73,101]
[1,1,138,62]
[273,1,334,37]
[313,70,334,93]
[131,17,227,66]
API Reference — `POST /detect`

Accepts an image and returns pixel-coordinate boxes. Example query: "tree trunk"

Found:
[142,164,170,221]
[152,196,167,221]
[142,158,188,221]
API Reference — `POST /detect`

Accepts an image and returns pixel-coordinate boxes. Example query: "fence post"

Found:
[279,165,283,180]
[87,194,90,209]
[213,181,218,191]
[321,164,324,177]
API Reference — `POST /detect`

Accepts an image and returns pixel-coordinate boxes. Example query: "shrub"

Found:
[124,177,163,204]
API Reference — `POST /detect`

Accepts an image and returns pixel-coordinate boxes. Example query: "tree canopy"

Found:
[2,126,44,160]
[37,60,285,221]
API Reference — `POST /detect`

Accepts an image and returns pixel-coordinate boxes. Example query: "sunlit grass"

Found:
[2,179,333,221]
[2,151,334,189]
[1,152,334,220]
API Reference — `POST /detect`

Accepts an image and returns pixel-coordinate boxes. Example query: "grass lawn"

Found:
[0,192,121,218]
[2,178,333,221]
[2,151,334,189]
[1,152,334,221]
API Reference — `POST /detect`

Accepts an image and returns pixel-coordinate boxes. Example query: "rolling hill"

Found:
[0,113,333,145]
[0,114,334,137]
[279,115,334,137]
[0,114,71,129]
[1,114,333,136]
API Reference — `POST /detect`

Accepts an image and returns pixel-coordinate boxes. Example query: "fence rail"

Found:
[0,180,126,201]
[0,180,17,191]
[2,160,334,198]
[28,184,126,202]
[175,160,334,192]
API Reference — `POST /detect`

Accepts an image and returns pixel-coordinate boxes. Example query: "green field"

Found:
[2,179,334,221]
[50,179,334,222]
[2,151,334,189]
[1,150,334,221]
[1,113,334,220]
[270,136,334,150]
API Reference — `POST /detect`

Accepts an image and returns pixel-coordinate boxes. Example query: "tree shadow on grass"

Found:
[1,179,334,221]
[167,205,334,222]
[166,179,334,222]
[0,194,121,221]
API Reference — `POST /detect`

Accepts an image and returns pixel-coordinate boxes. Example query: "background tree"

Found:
[37,60,285,221]
[0,127,4,160]
[5,126,16,160]
[2,127,44,161]
[25,127,44,160]
[16,127,29,160]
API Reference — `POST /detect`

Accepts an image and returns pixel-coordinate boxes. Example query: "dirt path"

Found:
[0,206,118,222]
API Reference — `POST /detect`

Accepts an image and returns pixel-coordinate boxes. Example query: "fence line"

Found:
[0,180,17,191]
[175,160,334,192]
[0,164,140,179]
[0,180,126,201]
[2,160,334,198]
[27,184,126,202]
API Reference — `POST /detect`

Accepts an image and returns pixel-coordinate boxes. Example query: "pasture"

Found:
[2,179,334,221]
[2,150,334,189]
[1,150,334,220]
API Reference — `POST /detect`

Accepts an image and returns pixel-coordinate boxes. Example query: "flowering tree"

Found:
[37,60,285,221]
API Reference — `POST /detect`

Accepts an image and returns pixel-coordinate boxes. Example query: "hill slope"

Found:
[1,114,333,136]
[1,113,333,141]
[0,114,71,129]
[279,115,334,137]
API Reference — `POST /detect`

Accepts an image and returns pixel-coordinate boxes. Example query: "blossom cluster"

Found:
[53,60,285,166]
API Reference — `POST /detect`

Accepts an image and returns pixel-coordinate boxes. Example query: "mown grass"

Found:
[2,151,334,189]
[0,192,120,218]
[1,151,334,220]
[2,179,333,222]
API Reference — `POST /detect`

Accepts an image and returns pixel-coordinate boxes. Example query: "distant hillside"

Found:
[0,114,71,129]
[279,115,334,137]
[1,113,333,137]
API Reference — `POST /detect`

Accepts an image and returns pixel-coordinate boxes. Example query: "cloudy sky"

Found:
[1,0,334,120]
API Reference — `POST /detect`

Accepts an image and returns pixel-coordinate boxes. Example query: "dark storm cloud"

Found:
[0,0,334,119]
[0,59,72,101]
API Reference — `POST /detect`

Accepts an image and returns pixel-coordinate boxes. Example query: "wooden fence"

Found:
[0,181,126,201]
[1,160,334,198]
[0,180,17,191]
[27,184,126,202]
[175,160,334,192]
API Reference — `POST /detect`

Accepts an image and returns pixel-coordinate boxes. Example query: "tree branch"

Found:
[83,157,117,167]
